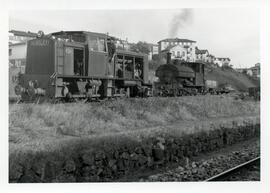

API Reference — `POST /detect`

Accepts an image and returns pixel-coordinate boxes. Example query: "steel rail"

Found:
[205,156,260,181]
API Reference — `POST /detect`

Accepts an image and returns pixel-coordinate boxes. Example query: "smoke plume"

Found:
[169,9,193,38]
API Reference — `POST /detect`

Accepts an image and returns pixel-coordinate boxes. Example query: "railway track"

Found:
[205,156,260,181]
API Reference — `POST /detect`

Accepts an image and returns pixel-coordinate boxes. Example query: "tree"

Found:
[130,41,150,55]
[152,54,159,61]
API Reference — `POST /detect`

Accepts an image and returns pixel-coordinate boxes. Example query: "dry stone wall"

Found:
[9,116,260,183]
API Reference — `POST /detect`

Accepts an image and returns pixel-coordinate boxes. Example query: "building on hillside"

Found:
[160,45,188,62]
[9,42,27,70]
[9,30,38,69]
[208,54,216,64]
[195,47,209,62]
[9,30,37,44]
[157,38,197,62]
[115,38,131,51]
[148,43,159,60]
[234,68,247,73]
[214,57,231,67]
[247,63,260,78]
[214,58,222,67]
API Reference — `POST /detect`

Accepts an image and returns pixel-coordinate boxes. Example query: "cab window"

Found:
[88,36,98,51]
[98,38,106,52]
[88,36,106,52]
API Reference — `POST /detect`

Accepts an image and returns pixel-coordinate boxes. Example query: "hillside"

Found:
[205,66,260,91]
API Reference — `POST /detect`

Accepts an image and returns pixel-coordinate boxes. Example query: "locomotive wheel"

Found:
[64,92,73,102]
[48,97,63,104]
[53,98,62,104]
[21,88,35,102]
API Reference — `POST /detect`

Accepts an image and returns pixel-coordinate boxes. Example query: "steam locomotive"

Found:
[154,53,206,96]
[14,31,150,102]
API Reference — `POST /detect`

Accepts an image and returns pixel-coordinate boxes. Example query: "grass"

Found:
[9,95,260,153]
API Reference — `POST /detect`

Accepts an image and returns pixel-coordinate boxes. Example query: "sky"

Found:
[9,8,260,68]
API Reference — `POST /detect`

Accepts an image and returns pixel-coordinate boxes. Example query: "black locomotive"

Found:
[154,53,206,96]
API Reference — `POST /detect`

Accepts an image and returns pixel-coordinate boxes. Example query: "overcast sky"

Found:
[9,9,259,68]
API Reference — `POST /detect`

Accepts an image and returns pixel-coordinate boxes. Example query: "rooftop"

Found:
[195,47,208,54]
[50,31,108,38]
[250,65,260,70]
[9,30,38,38]
[160,44,188,52]
[9,42,27,46]
[216,57,231,61]
[158,38,196,43]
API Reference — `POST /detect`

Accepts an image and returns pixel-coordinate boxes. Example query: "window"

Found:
[177,51,180,57]
[135,57,143,80]
[98,38,106,52]
[172,51,175,56]
[124,56,134,79]
[115,55,124,78]
[182,51,185,57]
[9,49,12,56]
[88,37,106,52]
[71,35,86,43]
[88,37,98,51]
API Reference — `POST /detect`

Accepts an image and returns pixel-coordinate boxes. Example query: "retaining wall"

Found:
[9,116,260,182]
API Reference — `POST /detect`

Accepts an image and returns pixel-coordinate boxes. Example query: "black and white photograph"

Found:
[1,0,270,192]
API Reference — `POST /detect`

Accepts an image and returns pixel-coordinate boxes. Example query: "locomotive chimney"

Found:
[167,52,172,64]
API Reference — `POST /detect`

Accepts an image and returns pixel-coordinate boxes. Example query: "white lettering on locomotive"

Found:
[30,39,50,46]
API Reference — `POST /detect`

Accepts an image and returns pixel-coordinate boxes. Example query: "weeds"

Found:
[9,95,259,152]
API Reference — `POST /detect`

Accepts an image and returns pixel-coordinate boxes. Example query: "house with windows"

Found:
[160,45,187,62]
[208,54,216,64]
[9,30,37,69]
[247,63,260,78]
[9,42,27,70]
[157,38,197,62]
[115,38,130,51]
[148,43,159,60]
[214,57,231,67]
[195,47,209,62]
[9,30,37,44]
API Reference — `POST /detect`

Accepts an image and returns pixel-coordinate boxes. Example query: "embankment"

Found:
[9,96,260,182]
[9,117,260,182]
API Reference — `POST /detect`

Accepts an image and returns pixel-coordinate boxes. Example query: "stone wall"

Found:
[9,117,260,183]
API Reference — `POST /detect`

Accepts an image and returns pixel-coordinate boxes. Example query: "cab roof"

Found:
[50,31,110,39]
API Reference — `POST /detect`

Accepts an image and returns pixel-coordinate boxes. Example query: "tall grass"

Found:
[9,95,259,152]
